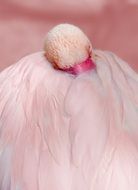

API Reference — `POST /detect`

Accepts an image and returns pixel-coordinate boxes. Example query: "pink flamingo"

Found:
[0,24,138,190]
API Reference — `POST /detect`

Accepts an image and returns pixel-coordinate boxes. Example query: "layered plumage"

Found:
[0,24,138,190]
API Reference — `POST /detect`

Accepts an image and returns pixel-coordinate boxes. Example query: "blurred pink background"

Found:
[0,0,138,71]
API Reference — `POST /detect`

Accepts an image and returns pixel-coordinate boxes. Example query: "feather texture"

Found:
[0,51,138,189]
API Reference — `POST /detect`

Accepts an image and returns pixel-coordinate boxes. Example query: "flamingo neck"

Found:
[58,57,96,75]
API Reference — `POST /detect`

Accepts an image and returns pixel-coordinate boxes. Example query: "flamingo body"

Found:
[0,25,138,190]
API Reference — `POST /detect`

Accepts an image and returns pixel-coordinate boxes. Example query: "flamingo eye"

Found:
[88,45,92,57]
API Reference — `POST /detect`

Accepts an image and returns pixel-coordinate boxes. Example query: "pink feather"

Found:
[0,50,138,190]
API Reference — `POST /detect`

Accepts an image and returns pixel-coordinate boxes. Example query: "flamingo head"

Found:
[44,24,94,71]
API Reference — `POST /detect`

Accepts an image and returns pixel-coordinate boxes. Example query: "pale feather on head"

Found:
[44,24,93,69]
